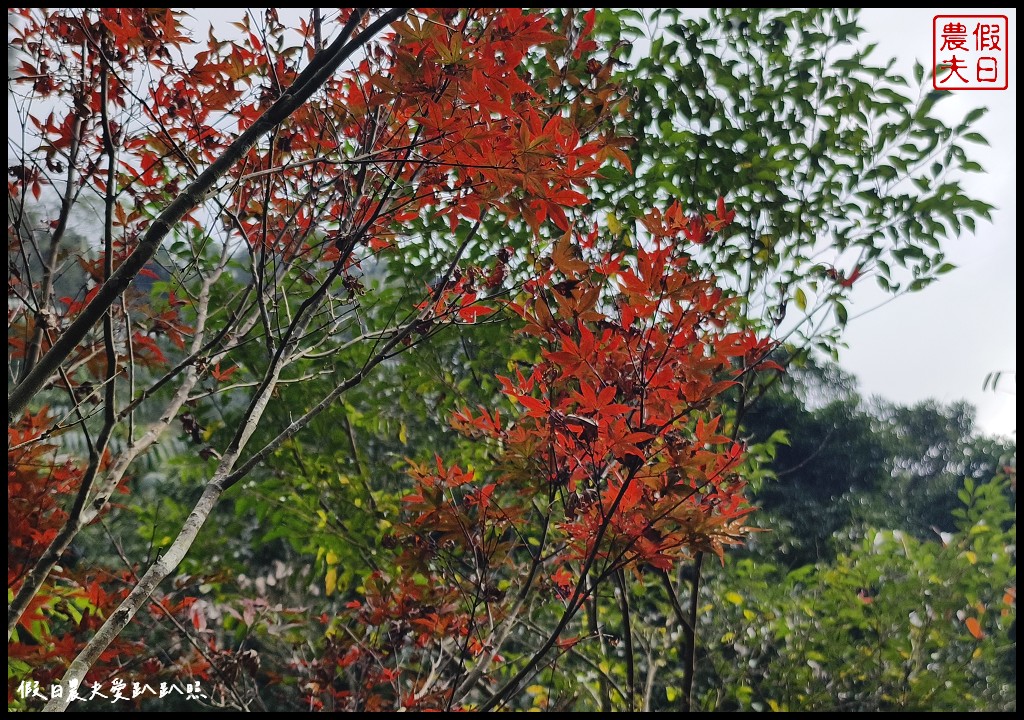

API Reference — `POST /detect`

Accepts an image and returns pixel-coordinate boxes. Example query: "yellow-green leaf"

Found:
[325,566,338,596]
[606,211,623,237]
[725,591,744,605]
[795,287,807,311]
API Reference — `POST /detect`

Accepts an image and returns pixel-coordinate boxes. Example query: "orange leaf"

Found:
[556,635,582,650]
[965,616,985,640]
[551,232,589,276]
[210,363,238,382]
[458,304,495,323]
[839,264,863,288]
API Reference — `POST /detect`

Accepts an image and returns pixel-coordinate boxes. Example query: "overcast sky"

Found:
[842,8,1016,438]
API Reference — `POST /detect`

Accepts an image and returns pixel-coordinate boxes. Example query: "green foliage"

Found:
[700,471,1016,711]
[593,7,993,357]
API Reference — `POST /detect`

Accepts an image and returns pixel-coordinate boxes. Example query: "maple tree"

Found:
[7,7,1001,713]
[8,6,733,711]
[301,212,781,711]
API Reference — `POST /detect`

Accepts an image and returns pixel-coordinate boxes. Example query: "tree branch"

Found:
[9,7,409,421]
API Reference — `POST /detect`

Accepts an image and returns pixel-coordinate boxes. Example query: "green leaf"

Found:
[963,106,988,124]
[834,301,848,326]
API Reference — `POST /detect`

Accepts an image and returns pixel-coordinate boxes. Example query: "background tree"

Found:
[738,361,1014,566]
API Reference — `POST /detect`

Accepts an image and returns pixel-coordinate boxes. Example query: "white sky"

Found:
[842,8,1016,438]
